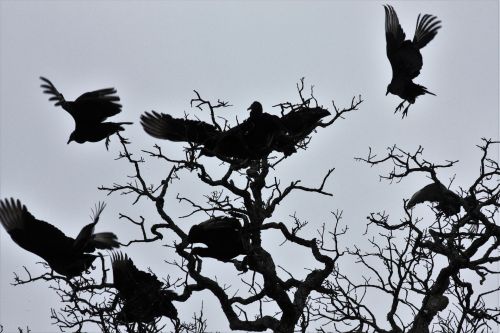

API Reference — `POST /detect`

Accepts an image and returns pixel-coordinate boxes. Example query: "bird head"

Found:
[247,101,263,115]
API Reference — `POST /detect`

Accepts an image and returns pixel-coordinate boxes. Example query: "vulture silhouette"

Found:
[111,252,177,323]
[0,199,119,277]
[140,111,218,145]
[187,217,250,262]
[40,77,132,146]
[407,183,461,216]
[140,102,331,163]
[203,101,295,160]
[384,5,441,117]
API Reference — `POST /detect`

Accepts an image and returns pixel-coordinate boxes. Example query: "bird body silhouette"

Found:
[0,199,119,277]
[40,77,132,145]
[384,5,441,117]
[407,183,461,216]
[187,217,250,262]
[111,252,177,323]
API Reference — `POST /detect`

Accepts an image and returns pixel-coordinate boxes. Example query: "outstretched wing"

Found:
[73,202,119,252]
[74,87,122,123]
[0,198,74,263]
[111,252,163,300]
[140,111,218,144]
[281,107,331,140]
[384,5,406,57]
[413,13,441,49]
[40,76,66,107]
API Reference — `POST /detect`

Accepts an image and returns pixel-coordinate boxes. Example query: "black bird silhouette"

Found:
[140,111,218,145]
[111,252,177,323]
[384,4,441,117]
[140,102,331,165]
[0,199,119,277]
[187,217,250,262]
[407,182,461,216]
[40,77,132,147]
[203,102,295,160]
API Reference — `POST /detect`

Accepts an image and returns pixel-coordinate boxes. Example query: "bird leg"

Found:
[394,100,406,113]
[394,101,411,118]
[401,104,411,118]
[105,136,111,150]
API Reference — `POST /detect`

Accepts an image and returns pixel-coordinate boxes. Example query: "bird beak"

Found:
[247,106,251,111]
[67,138,72,144]
[385,91,389,96]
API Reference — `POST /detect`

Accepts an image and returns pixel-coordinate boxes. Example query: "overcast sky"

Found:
[0,1,498,332]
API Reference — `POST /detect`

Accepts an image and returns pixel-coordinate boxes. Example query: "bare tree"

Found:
[7,79,499,333]
[311,139,500,333]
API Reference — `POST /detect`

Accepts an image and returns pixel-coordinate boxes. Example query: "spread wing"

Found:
[73,88,122,123]
[40,77,122,124]
[140,111,218,144]
[40,76,66,107]
[111,252,163,300]
[0,198,74,263]
[384,5,406,60]
[413,13,441,49]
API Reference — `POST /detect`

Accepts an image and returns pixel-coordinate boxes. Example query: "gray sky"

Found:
[0,1,498,332]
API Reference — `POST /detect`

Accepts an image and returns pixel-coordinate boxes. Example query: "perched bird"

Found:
[202,101,295,160]
[384,5,441,117]
[407,182,461,216]
[187,217,250,262]
[140,111,218,145]
[111,252,177,323]
[0,199,119,277]
[40,77,132,146]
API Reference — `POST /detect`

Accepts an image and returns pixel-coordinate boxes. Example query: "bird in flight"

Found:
[384,4,441,118]
[111,252,178,323]
[0,199,119,277]
[40,77,132,148]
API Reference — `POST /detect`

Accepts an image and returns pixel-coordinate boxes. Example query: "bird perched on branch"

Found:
[384,4,441,117]
[407,182,461,216]
[203,101,296,160]
[187,217,250,262]
[40,77,132,147]
[111,252,178,323]
[0,199,119,277]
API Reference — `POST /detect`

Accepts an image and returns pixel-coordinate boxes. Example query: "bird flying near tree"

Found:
[40,77,132,148]
[0,199,119,277]
[384,4,441,118]
[111,252,178,323]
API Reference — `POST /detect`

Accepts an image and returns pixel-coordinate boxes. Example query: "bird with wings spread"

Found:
[40,76,132,148]
[384,5,441,118]
[0,199,119,277]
